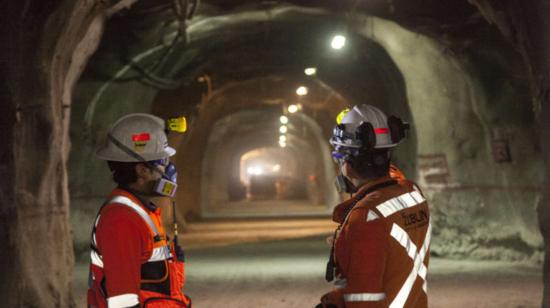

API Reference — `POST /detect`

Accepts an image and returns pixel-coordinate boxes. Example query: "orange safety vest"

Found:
[332,176,430,308]
[87,189,191,308]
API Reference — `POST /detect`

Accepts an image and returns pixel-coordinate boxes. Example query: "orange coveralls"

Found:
[326,174,430,308]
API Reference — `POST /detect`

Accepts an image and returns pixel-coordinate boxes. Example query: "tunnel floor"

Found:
[73,219,542,307]
[203,200,329,218]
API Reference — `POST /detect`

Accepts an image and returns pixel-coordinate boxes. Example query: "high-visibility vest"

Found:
[87,189,190,308]
[332,177,430,308]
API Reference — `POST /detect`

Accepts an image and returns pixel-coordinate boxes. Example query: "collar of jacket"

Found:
[117,185,158,212]
[332,175,394,223]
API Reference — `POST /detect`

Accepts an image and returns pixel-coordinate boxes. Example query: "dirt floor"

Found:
[73,219,542,307]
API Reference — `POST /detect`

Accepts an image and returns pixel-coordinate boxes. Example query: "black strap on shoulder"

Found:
[325,179,398,282]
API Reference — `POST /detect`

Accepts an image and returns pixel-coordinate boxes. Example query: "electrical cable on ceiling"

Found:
[109,0,201,89]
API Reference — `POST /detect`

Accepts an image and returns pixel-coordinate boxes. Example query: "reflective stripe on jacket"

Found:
[332,175,430,308]
[87,188,190,308]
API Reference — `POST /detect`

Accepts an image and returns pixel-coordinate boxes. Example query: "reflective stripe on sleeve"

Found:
[344,293,386,302]
[148,245,172,262]
[107,293,139,307]
[108,196,160,236]
[376,191,426,217]
[90,250,104,268]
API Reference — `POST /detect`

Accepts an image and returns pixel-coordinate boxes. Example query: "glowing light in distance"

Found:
[279,135,287,142]
[304,67,317,76]
[279,125,288,134]
[279,140,287,148]
[272,164,281,172]
[288,104,299,113]
[247,166,264,175]
[296,86,308,96]
[331,35,346,50]
[280,115,289,124]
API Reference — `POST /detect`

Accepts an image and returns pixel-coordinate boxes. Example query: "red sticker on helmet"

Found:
[374,128,389,134]
[132,133,151,141]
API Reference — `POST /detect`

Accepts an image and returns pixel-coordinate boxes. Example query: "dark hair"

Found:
[350,149,391,179]
[107,161,139,185]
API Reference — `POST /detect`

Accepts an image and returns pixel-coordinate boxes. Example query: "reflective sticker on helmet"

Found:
[132,133,151,141]
[374,128,389,134]
[134,142,147,152]
[132,133,150,152]
[336,108,350,124]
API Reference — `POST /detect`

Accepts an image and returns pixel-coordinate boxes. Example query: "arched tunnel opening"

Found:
[2,1,550,307]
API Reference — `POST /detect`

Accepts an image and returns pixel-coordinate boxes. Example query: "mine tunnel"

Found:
[2,0,550,307]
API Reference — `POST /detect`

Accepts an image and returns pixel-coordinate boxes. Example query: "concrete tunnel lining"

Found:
[70,2,542,253]
[3,0,547,306]
[199,109,337,218]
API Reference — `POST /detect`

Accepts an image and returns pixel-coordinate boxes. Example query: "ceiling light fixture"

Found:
[304,67,317,76]
[331,35,346,50]
[296,86,308,96]
[288,104,299,113]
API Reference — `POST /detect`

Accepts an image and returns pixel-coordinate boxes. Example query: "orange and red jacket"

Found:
[87,188,190,308]
[329,175,430,308]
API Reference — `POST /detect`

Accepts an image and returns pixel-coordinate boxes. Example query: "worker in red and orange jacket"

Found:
[88,113,190,308]
[319,105,430,308]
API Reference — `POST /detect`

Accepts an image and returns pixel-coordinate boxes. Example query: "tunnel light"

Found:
[279,140,287,148]
[247,166,264,176]
[288,104,299,114]
[331,35,346,50]
[272,164,281,172]
[304,67,317,76]
[279,125,288,134]
[280,115,289,124]
[296,86,308,96]
[279,135,287,142]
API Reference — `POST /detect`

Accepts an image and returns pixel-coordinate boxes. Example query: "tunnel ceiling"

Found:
[84,0,507,117]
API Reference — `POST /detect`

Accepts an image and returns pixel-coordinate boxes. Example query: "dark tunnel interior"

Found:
[2,0,550,307]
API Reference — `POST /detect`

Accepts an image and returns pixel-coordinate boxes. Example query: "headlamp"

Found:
[167,116,187,133]
[335,108,350,124]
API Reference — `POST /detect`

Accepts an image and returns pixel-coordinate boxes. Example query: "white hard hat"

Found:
[96,113,176,162]
[330,104,408,151]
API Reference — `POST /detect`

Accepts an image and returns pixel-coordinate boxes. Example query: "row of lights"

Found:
[277,35,346,148]
[279,115,288,148]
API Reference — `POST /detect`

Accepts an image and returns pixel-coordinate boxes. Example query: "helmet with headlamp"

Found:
[330,104,409,163]
[96,113,180,197]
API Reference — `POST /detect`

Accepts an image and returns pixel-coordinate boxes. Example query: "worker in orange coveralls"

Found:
[87,113,191,308]
[318,105,431,308]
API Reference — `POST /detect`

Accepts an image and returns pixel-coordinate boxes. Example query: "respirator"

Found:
[151,159,178,198]
[331,151,358,194]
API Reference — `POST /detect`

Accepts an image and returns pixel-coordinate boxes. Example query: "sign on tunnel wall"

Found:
[417,153,451,190]
[417,153,541,193]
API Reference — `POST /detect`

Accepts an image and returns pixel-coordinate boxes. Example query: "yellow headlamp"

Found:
[336,108,350,124]
[167,116,187,133]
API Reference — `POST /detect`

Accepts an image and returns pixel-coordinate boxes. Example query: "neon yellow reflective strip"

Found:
[336,108,350,124]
